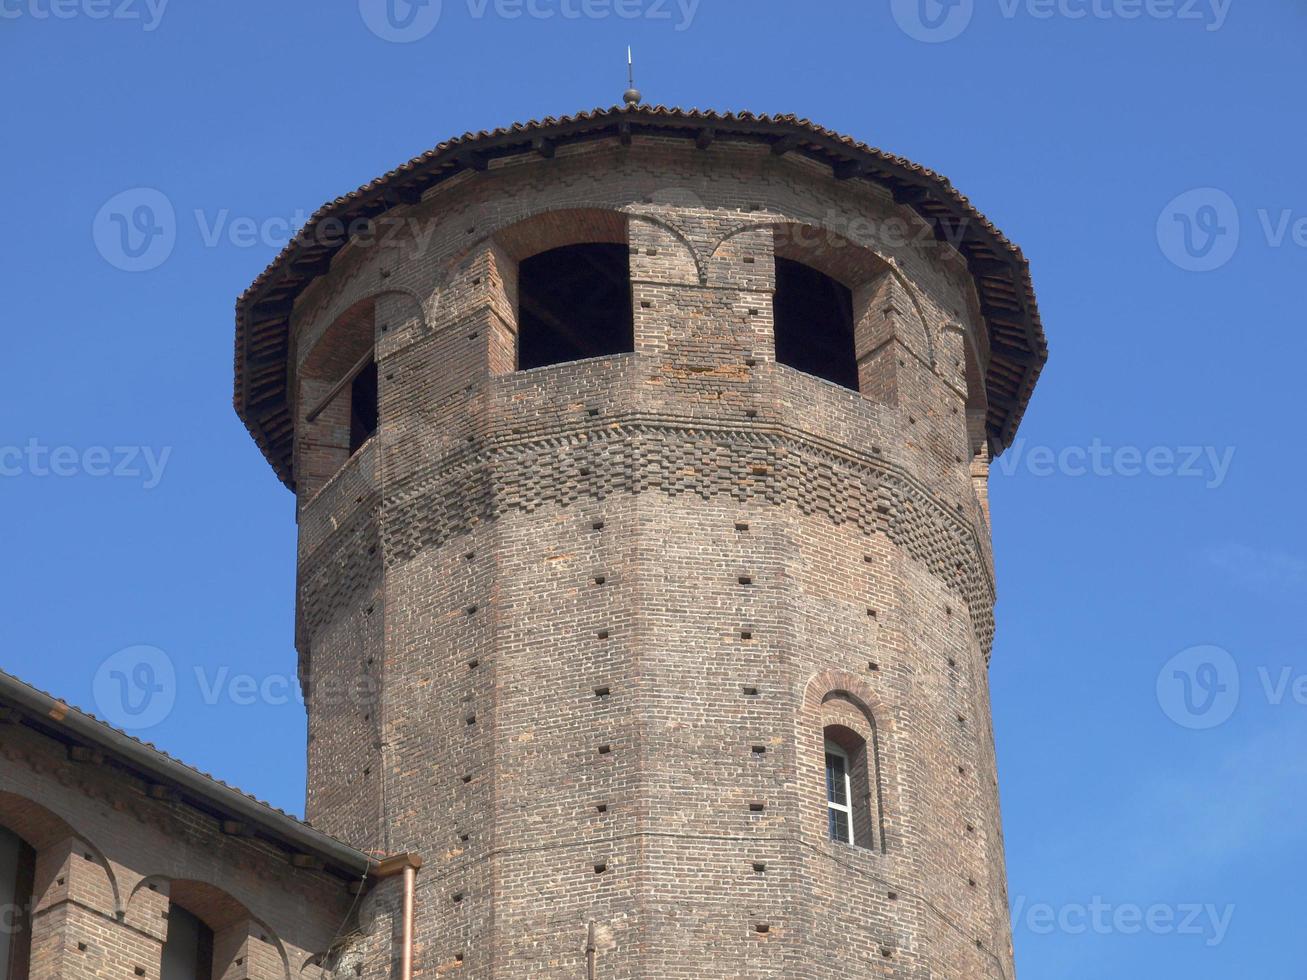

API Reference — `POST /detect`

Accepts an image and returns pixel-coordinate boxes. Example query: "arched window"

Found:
[0,827,35,980]
[822,720,881,852]
[516,243,633,370]
[773,257,857,391]
[348,357,378,455]
[824,739,855,845]
[161,902,214,980]
[296,296,379,497]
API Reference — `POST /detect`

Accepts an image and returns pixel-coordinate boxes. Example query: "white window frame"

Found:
[825,739,855,846]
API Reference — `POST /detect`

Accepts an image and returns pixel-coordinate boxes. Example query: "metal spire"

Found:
[623,47,642,106]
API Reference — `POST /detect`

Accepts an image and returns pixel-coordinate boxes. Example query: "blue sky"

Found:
[2,2,1304,976]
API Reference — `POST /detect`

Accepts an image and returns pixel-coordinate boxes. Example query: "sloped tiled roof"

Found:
[235,105,1047,489]
[0,669,372,880]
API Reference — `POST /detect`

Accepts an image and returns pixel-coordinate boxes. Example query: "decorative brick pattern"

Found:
[282,135,1032,979]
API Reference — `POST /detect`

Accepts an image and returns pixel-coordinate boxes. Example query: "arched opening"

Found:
[296,297,378,497]
[161,904,214,980]
[773,257,858,391]
[0,793,87,980]
[348,357,378,455]
[156,880,265,980]
[516,243,633,370]
[0,827,35,980]
[803,677,890,854]
[823,724,876,848]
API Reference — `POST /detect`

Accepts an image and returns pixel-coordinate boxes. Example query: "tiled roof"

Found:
[234,105,1047,489]
[0,669,372,880]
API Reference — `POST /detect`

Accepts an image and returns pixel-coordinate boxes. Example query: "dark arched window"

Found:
[348,357,378,455]
[773,257,857,391]
[297,296,379,497]
[517,243,633,370]
[161,903,214,980]
[0,827,35,980]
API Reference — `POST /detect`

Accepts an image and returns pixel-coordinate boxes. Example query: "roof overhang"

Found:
[0,670,372,883]
[234,105,1047,490]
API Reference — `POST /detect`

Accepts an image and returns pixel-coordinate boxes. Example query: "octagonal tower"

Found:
[234,105,1046,979]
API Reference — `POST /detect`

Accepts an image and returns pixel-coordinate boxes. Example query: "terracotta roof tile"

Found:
[0,669,372,877]
[234,105,1046,488]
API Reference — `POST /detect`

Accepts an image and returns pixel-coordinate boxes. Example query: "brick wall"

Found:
[0,725,355,980]
[292,137,1017,978]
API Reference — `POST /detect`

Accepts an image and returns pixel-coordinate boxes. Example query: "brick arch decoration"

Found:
[711,220,942,372]
[403,205,706,379]
[413,206,634,336]
[0,789,122,918]
[301,288,430,371]
[299,296,376,389]
[798,670,895,855]
[478,203,704,282]
[127,875,293,980]
[427,204,704,310]
[293,295,378,498]
[293,288,429,499]
[626,210,708,285]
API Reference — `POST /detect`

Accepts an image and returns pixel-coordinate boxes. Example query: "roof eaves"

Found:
[0,669,372,881]
[234,105,1046,488]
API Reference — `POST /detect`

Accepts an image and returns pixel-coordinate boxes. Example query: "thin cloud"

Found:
[1017,717,1307,894]
[1204,544,1307,598]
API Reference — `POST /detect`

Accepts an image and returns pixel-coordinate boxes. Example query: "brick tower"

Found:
[234,105,1046,979]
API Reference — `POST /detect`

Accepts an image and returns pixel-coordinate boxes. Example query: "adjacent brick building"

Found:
[1,104,1046,979]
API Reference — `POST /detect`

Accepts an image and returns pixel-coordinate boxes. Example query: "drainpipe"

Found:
[372,852,423,979]
[401,864,416,980]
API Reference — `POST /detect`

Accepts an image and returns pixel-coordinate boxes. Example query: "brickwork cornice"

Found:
[296,414,996,658]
